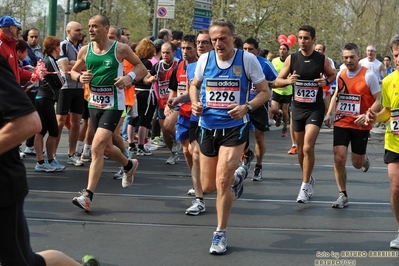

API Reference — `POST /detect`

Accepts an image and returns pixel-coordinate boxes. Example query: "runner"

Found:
[70,15,147,212]
[324,43,381,208]
[189,18,269,255]
[274,25,336,204]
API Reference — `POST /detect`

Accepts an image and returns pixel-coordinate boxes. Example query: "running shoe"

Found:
[67,153,84,166]
[152,136,166,148]
[282,127,287,137]
[137,147,152,156]
[122,159,139,188]
[72,189,91,212]
[144,139,158,151]
[171,140,182,153]
[19,147,26,159]
[296,186,313,204]
[332,192,348,208]
[50,159,66,172]
[240,149,254,170]
[35,162,56,172]
[288,146,298,155]
[166,153,179,164]
[252,167,262,181]
[274,110,282,127]
[187,188,195,196]
[24,146,36,155]
[81,152,92,162]
[232,166,248,200]
[309,176,316,189]
[113,167,124,180]
[82,255,100,266]
[209,231,227,255]
[361,154,370,172]
[390,231,399,249]
[185,198,206,215]
[128,147,137,159]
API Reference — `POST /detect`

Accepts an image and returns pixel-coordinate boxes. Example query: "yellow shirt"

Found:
[272,57,292,96]
[381,70,399,153]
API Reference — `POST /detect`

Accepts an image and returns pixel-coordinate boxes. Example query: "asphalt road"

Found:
[23,125,399,266]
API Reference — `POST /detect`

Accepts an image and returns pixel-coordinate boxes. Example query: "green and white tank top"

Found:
[86,41,125,110]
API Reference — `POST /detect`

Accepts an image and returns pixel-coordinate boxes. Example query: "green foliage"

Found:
[3,0,399,63]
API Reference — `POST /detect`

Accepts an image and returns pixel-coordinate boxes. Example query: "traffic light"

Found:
[73,0,90,13]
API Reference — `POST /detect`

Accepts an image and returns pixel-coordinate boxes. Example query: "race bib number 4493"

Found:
[89,85,114,109]
[205,79,240,108]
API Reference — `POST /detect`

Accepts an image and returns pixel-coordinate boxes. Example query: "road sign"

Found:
[193,15,212,30]
[194,8,212,17]
[157,5,175,19]
[157,7,167,18]
[195,0,212,4]
[158,0,175,5]
[194,2,212,11]
[193,0,212,30]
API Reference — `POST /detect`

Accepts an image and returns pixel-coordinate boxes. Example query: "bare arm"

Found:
[274,55,299,87]
[114,43,147,88]
[189,77,203,116]
[70,46,91,83]
[0,112,41,155]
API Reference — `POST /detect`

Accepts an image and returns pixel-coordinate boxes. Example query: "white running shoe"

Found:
[35,162,56,172]
[166,153,179,164]
[24,146,36,155]
[144,140,158,151]
[332,192,349,208]
[185,198,206,215]
[390,231,399,248]
[122,159,139,188]
[209,231,227,255]
[67,153,84,166]
[187,188,195,196]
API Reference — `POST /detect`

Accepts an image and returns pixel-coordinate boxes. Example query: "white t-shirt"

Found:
[359,57,382,78]
[195,49,265,85]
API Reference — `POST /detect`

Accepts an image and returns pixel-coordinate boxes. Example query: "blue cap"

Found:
[0,16,22,28]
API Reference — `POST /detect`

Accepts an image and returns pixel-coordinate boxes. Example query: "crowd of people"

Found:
[1,12,399,262]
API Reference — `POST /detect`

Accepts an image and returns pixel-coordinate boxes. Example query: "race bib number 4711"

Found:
[205,79,241,108]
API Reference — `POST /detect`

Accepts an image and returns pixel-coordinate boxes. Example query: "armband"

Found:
[127,71,136,82]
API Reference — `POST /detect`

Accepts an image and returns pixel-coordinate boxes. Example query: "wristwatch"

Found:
[77,74,82,83]
[245,102,253,113]
[325,78,330,86]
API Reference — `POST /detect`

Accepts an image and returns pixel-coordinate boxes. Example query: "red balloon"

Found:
[288,34,297,46]
[278,34,288,42]
[286,39,292,46]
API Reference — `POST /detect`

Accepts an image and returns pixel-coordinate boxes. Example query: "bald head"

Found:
[66,21,83,43]
[120,35,129,44]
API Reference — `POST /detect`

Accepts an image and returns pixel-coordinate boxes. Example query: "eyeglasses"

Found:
[196,40,210,45]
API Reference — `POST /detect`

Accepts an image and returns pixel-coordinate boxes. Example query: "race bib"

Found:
[205,79,240,109]
[336,94,361,116]
[89,85,114,109]
[390,108,399,135]
[177,82,186,96]
[294,79,318,103]
[159,80,169,99]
